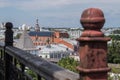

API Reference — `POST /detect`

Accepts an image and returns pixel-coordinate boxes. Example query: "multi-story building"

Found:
[28,19,77,50]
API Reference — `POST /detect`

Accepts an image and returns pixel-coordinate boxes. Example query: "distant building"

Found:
[68,29,81,39]
[28,19,54,46]
[14,20,79,62]
[24,19,78,52]
[0,22,5,29]
[28,29,77,50]
[29,31,54,46]
[15,29,38,55]
[53,31,77,50]
[36,44,74,63]
[37,44,73,59]
[15,27,75,63]
[54,31,69,38]
[18,24,31,31]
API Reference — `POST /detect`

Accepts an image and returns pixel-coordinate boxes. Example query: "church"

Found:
[28,19,54,46]
[15,19,78,60]
[16,19,77,51]
[28,19,72,48]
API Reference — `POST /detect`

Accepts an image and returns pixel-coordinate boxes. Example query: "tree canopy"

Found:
[107,35,120,63]
[57,57,79,73]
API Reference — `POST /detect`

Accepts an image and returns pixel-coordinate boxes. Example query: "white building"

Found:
[37,44,74,59]
[18,24,31,31]
[68,30,82,39]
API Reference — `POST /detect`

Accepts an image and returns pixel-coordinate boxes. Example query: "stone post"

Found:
[76,8,111,80]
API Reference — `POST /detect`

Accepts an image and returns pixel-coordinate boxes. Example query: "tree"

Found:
[26,69,37,80]
[14,33,22,39]
[108,40,120,63]
[57,57,79,73]
[108,35,120,40]
[112,29,120,34]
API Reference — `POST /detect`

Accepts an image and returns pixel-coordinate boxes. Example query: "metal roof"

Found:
[29,31,53,37]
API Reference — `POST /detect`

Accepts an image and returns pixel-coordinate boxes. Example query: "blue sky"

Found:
[0,0,120,28]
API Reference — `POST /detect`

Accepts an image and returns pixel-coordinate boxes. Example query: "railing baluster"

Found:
[37,74,42,80]
[18,63,25,80]
[4,52,13,80]
[14,58,17,66]
[21,63,25,72]
[0,50,3,59]
[0,47,4,80]
[0,49,3,60]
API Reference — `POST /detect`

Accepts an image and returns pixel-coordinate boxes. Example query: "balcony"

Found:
[0,44,79,80]
[0,42,80,80]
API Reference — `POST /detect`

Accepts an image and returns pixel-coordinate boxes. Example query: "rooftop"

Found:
[29,31,54,37]
[16,30,37,50]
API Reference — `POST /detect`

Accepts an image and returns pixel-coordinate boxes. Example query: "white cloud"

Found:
[18,0,120,10]
[18,0,77,10]
[0,0,10,7]
[0,0,120,10]
[0,0,120,27]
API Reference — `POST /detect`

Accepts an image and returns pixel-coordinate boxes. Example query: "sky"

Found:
[0,0,120,28]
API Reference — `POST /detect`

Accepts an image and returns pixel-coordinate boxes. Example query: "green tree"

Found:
[108,40,120,63]
[14,33,22,39]
[58,57,79,73]
[26,69,37,80]
[112,30,120,34]
[108,35,120,40]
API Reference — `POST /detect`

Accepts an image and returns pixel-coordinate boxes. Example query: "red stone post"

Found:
[76,8,111,80]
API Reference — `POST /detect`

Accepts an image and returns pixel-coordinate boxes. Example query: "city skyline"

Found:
[0,0,120,28]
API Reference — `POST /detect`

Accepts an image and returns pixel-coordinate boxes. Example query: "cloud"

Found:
[0,0,120,27]
[18,0,78,10]
[16,0,120,10]
[0,0,10,7]
[0,0,120,10]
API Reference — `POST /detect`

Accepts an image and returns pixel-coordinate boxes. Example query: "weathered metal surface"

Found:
[77,8,111,80]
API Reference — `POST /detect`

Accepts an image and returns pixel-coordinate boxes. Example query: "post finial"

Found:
[5,22,13,30]
[5,22,13,46]
[80,8,105,37]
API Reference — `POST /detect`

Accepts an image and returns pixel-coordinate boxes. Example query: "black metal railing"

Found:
[0,22,80,80]
[0,43,4,80]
